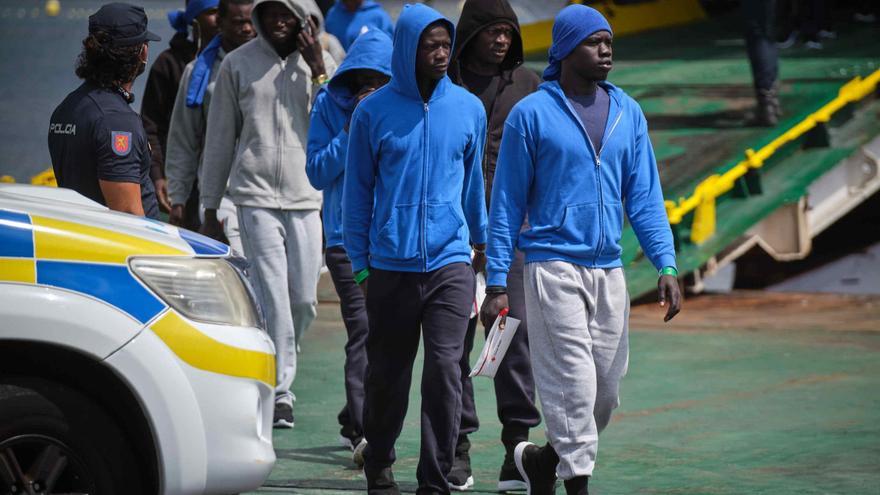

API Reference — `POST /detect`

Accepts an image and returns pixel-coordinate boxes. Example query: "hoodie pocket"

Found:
[426,202,465,259]
[232,145,276,195]
[602,201,624,257]
[553,202,601,248]
[375,204,420,261]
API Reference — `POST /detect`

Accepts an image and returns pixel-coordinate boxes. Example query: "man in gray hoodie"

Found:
[165,0,256,254]
[198,0,336,428]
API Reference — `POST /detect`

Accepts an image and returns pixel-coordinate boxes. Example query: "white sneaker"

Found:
[805,40,823,50]
[776,32,797,49]
[818,29,837,39]
[448,475,474,491]
[497,479,528,492]
[352,438,368,467]
[854,13,876,23]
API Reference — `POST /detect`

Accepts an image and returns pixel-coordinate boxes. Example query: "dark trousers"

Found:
[326,246,369,438]
[743,0,779,91]
[459,250,541,445]
[363,263,475,494]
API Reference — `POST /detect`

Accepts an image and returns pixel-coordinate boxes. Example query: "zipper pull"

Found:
[424,103,429,112]
[596,156,601,167]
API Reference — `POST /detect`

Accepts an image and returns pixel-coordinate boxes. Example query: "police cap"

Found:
[88,3,161,46]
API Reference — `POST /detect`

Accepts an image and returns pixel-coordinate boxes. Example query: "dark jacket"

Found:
[141,32,196,181]
[449,0,540,207]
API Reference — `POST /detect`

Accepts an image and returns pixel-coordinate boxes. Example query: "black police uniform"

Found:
[47,2,161,218]
[48,82,159,219]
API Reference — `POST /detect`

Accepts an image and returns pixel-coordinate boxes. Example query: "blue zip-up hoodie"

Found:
[325,0,394,50]
[486,80,677,287]
[342,3,488,273]
[306,30,392,248]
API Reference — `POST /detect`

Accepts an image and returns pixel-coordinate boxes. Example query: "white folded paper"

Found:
[469,308,521,379]
[470,272,486,319]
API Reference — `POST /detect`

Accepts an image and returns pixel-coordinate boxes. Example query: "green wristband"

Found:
[354,268,370,285]
[659,266,678,277]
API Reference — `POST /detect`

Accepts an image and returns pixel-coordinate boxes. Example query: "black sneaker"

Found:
[514,442,557,495]
[564,476,589,495]
[365,465,401,495]
[448,435,474,491]
[498,453,527,492]
[273,402,294,429]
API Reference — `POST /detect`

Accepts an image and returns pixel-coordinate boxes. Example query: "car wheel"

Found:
[0,378,146,495]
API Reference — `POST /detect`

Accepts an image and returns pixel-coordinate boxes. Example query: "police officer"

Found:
[48,2,161,218]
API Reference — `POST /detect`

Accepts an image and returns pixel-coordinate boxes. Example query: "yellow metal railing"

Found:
[665,68,880,244]
[520,0,706,56]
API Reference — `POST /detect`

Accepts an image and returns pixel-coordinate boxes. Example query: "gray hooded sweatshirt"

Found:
[165,47,226,206]
[199,0,336,211]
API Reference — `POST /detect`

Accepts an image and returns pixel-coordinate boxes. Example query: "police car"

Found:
[0,184,275,495]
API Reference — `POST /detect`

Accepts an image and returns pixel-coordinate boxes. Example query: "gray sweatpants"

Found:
[524,261,629,479]
[237,206,322,405]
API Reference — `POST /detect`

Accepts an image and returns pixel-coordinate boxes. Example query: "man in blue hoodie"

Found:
[447,0,542,491]
[480,6,682,495]
[305,29,392,467]
[324,0,393,50]
[342,4,488,494]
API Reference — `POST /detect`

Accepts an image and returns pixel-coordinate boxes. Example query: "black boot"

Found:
[448,434,474,491]
[751,85,782,127]
[498,426,528,492]
[564,476,589,495]
[365,465,401,495]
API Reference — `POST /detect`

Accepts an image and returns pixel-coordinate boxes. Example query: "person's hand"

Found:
[154,177,171,213]
[297,17,325,79]
[480,292,508,329]
[168,204,186,226]
[355,86,377,106]
[658,274,682,322]
[359,279,368,300]
[472,252,486,275]
[199,209,229,244]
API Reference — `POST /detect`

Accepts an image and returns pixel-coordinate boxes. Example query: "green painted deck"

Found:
[249,298,880,494]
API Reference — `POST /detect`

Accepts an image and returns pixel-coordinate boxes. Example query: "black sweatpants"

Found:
[326,246,369,438]
[459,249,541,445]
[362,263,475,494]
[742,0,779,91]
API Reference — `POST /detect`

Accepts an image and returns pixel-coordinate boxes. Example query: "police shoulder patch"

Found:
[111,131,132,157]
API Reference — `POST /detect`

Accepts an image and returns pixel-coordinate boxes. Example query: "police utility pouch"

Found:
[469,308,521,379]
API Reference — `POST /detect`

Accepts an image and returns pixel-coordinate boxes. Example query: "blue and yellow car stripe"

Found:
[0,209,36,283]
[0,208,272,387]
[150,310,276,387]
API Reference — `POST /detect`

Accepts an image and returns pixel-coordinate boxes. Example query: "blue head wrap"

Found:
[168,0,220,34]
[542,5,612,81]
[186,34,223,107]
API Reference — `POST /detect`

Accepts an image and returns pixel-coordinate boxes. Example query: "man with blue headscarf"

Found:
[481,5,682,494]
[141,0,219,222]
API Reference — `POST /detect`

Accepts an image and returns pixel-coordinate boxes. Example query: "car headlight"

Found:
[130,257,259,328]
